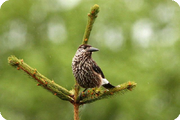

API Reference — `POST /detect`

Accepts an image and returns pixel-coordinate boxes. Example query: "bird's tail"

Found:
[102,83,115,89]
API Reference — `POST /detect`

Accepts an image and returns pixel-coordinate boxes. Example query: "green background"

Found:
[0,0,180,120]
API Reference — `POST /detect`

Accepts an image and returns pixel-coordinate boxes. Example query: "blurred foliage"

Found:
[0,0,180,120]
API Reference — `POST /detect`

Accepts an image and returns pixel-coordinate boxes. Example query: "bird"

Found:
[72,44,115,92]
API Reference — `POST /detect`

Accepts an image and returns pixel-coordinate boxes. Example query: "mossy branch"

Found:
[79,82,136,104]
[8,55,74,103]
[82,4,99,44]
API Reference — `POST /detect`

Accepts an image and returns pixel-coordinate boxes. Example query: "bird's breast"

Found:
[72,58,101,88]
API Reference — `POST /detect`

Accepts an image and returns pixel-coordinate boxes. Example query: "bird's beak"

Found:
[87,47,99,52]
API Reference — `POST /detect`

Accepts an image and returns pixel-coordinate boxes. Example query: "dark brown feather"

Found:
[92,60,105,78]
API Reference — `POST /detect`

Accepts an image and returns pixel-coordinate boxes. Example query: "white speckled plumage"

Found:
[72,44,115,89]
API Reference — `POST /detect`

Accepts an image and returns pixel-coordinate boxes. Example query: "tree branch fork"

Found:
[8,55,136,105]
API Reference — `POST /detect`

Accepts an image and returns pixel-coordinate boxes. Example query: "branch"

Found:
[8,55,74,103]
[73,83,80,120]
[82,4,99,44]
[79,81,136,104]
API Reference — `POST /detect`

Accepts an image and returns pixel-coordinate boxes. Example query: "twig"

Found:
[79,82,136,104]
[8,55,74,102]
[82,4,99,44]
[73,83,80,120]
[74,103,79,120]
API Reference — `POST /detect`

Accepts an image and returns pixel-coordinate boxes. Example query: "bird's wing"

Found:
[92,60,105,78]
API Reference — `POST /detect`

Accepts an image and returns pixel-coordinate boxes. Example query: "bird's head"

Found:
[76,44,99,57]
[78,44,99,53]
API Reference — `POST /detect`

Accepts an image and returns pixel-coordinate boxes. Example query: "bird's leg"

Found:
[83,88,88,92]
[79,88,88,100]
